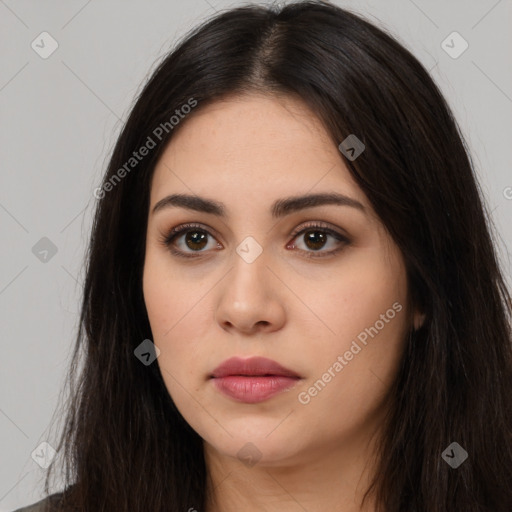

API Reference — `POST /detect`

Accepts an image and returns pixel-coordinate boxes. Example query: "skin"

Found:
[143,93,424,512]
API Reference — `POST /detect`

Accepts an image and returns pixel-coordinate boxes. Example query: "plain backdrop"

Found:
[1,0,511,509]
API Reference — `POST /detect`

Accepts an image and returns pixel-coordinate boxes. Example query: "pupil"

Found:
[305,231,326,250]
[186,231,207,250]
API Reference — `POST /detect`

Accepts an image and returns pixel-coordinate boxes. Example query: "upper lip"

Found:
[210,356,301,378]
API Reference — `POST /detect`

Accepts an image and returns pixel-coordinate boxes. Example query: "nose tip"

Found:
[215,262,286,335]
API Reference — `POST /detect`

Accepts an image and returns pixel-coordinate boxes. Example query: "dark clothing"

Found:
[12,491,66,512]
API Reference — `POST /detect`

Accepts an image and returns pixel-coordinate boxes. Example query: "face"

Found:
[143,93,420,468]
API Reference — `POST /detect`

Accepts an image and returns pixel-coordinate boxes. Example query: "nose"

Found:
[215,248,286,335]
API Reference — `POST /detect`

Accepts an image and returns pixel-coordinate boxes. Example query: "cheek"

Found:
[297,292,408,435]
[143,255,194,375]
[143,248,202,338]
[142,252,219,396]
[302,249,409,393]
[314,250,407,337]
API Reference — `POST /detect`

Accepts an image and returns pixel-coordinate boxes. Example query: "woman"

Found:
[14,1,512,511]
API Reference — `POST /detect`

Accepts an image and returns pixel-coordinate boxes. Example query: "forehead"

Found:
[149,94,368,210]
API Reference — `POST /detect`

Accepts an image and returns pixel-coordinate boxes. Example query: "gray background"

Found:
[1,0,511,509]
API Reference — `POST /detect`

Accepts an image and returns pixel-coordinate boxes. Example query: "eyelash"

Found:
[158,221,350,260]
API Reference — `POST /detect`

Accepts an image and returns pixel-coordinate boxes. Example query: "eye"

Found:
[159,223,220,258]
[159,221,350,259]
[287,221,350,259]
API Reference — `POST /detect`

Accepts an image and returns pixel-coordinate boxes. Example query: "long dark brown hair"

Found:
[43,1,512,510]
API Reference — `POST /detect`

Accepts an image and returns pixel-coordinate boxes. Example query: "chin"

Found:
[203,427,307,468]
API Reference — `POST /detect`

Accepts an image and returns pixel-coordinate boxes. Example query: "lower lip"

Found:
[211,375,300,403]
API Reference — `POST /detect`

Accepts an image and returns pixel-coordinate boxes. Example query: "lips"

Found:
[210,356,300,379]
[210,356,302,403]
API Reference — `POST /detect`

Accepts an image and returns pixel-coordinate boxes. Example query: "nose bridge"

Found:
[215,234,286,333]
[228,234,270,301]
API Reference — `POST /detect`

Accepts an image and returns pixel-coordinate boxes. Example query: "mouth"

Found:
[211,375,301,403]
[210,356,302,403]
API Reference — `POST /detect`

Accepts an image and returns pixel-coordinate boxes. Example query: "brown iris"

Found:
[303,230,327,250]
[185,230,208,251]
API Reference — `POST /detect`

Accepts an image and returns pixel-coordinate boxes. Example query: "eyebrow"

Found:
[151,192,366,219]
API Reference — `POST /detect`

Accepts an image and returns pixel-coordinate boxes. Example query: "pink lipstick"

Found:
[210,356,301,403]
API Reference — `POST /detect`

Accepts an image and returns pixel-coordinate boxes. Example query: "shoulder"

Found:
[11,491,67,512]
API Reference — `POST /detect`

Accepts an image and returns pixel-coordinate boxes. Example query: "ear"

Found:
[413,310,426,331]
